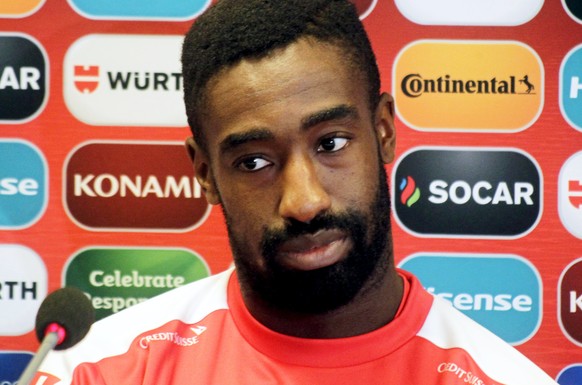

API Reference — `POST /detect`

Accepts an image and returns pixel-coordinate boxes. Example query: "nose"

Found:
[278,153,331,223]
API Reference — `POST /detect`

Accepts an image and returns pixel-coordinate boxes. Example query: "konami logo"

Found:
[63,141,210,232]
[558,258,582,346]
[63,34,187,127]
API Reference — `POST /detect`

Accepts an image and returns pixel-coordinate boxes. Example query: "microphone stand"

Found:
[18,324,65,385]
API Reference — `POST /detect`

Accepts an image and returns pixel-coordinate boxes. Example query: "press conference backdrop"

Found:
[1,0,581,382]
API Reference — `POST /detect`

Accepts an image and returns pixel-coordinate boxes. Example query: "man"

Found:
[37,0,558,384]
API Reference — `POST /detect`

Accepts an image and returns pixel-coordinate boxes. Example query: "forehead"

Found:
[199,39,368,144]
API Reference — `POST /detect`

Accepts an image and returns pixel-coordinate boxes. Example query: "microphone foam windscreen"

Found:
[35,287,95,350]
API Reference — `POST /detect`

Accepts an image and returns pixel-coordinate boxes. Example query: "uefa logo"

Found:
[392,147,542,238]
[64,34,187,127]
[67,0,211,20]
[63,141,210,232]
[559,44,582,132]
[0,33,48,123]
[393,40,543,132]
[399,253,542,345]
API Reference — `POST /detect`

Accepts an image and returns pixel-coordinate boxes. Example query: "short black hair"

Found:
[181,0,381,148]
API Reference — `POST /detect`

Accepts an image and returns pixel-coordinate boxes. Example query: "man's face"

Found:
[191,38,396,314]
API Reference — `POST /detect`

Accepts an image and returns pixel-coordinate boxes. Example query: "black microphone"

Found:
[18,287,95,385]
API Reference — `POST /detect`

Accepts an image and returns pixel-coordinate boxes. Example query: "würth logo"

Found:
[64,34,187,127]
[74,65,99,93]
[63,141,210,232]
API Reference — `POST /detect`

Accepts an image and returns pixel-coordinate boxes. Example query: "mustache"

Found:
[260,211,364,258]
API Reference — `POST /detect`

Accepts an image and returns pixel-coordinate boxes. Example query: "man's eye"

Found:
[317,137,349,153]
[236,157,272,172]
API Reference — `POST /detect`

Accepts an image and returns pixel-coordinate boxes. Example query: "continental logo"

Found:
[558,258,582,346]
[67,0,210,20]
[0,33,48,123]
[63,34,187,127]
[400,253,542,345]
[559,44,582,132]
[392,147,542,238]
[63,141,211,232]
[394,0,542,26]
[64,247,210,320]
[0,0,45,17]
[393,40,543,132]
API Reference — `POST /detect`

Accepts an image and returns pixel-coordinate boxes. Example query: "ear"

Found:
[373,92,396,164]
[186,137,221,205]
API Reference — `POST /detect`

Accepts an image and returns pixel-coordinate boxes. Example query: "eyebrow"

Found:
[219,104,359,154]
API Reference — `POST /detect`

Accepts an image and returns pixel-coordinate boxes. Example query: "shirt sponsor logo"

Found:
[557,364,582,385]
[558,151,582,239]
[0,34,48,123]
[67,0,211,20]
[64,247,210,320]
[558,258,582,346]
[393,40,543,132]
[0,351,33,384]
[562,0,582,24]
[139,325,206,349]
[392,147,542,238]
[0,245,47,336]
[0,140,48,229]
[63,141,210,232]
[63,35,187,127]
[0,0,45,18]
[559,44,582,132]
[349,0,377,19]
[399,253,542,345]
[394,0,543,26]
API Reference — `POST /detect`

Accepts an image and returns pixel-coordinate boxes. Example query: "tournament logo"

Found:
[393,40,543,132]
[392,147,542,238]
[0,0,45,17]
[67,0,211,20]
[63,34,187,127]
[562,0,582,24]
[0,33,48,123]
[0,245,47,336]
[63,141,211,232]
[0,140,48,229]
[558,151,582,239]
[394,0,543,26]
[558,258,582,346]
[64,247,210,320]
[559,44,582,132]
[399,253,542,345]
[557,365,582,385]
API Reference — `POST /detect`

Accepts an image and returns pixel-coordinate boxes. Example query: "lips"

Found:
[275,229,353,271]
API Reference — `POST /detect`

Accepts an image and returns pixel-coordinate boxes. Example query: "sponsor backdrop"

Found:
[0,0,581,381]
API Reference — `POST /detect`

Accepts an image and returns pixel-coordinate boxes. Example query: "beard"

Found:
[226,162,392,315]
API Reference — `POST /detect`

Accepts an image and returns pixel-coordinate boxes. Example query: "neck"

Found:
[241,259,404,339]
